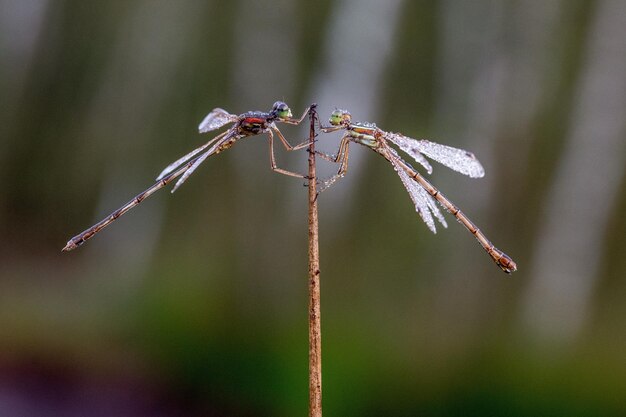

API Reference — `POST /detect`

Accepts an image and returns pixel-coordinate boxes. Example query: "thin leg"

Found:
[282,105,312,125]
[319,135,351,192]
[313,125,348,160]
[62,152,206,252]
[283,109,341,150]
[273,126,304,151]
[315,151,337,163]
[319,125,344,134]
[277,106,323,150]
[273,123,317,151]
[267,129,307,179]
[292,138,316,151]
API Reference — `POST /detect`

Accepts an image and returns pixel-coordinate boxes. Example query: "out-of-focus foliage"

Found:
[1,0,625,415]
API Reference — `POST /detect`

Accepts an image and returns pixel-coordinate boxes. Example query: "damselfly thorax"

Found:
[346,123,381,148]
[238,112,273,135]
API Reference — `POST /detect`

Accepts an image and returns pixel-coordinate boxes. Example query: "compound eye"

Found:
[272,101,291,119]
[273,101,287,112]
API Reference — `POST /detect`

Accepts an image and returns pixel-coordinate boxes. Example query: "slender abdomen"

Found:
[385,150,517,273]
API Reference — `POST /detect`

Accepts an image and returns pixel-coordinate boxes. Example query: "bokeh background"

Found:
[1,0,626,415]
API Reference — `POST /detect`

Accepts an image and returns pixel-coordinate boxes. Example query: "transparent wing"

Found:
[158,108,236,181]
[170,135,231,193]
[385,133,484,178]
[170,150,212,193]
[389,151,447,233]
[156,130,230,181]
[198,108,238,133]
[386,133,433,174]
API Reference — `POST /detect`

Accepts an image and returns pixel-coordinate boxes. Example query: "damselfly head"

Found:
[329,109,351,126]
[272,101,293,119]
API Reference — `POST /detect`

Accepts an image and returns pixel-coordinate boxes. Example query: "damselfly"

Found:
[63,101,311,251]
[317,109,517,273]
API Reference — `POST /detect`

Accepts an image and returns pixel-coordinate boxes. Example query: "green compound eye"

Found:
[272,101,292,119]
[329,109,349,125]
[329,111,342,125]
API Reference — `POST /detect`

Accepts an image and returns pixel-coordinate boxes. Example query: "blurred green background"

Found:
[1,0,626,415]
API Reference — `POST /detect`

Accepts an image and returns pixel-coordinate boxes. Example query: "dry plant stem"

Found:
[307,105,322,417]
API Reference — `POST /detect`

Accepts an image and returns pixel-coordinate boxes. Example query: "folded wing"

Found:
[198,108,238,133]
[156,130,230,181]
[157,108,237,181]
[170,134,232,193]
[389,150,447,233]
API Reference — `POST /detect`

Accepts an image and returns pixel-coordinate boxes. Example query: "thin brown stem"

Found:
[307,104,322,417]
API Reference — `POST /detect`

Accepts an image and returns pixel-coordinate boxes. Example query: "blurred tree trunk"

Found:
[521,0,626,344]
[429,0,563,338]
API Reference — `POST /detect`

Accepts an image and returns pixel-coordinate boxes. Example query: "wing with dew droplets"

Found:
[157,148,203,181]
[156,130,231,181]
[389,151,448,233]
[385,132,433,174]
[385,133,484,178]
[170,135,231,193]
[156,109,236,181]
[198,108,238,133]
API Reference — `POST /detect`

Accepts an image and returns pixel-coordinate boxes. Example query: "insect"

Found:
[63,101,311,252]
[316,109,517,273]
